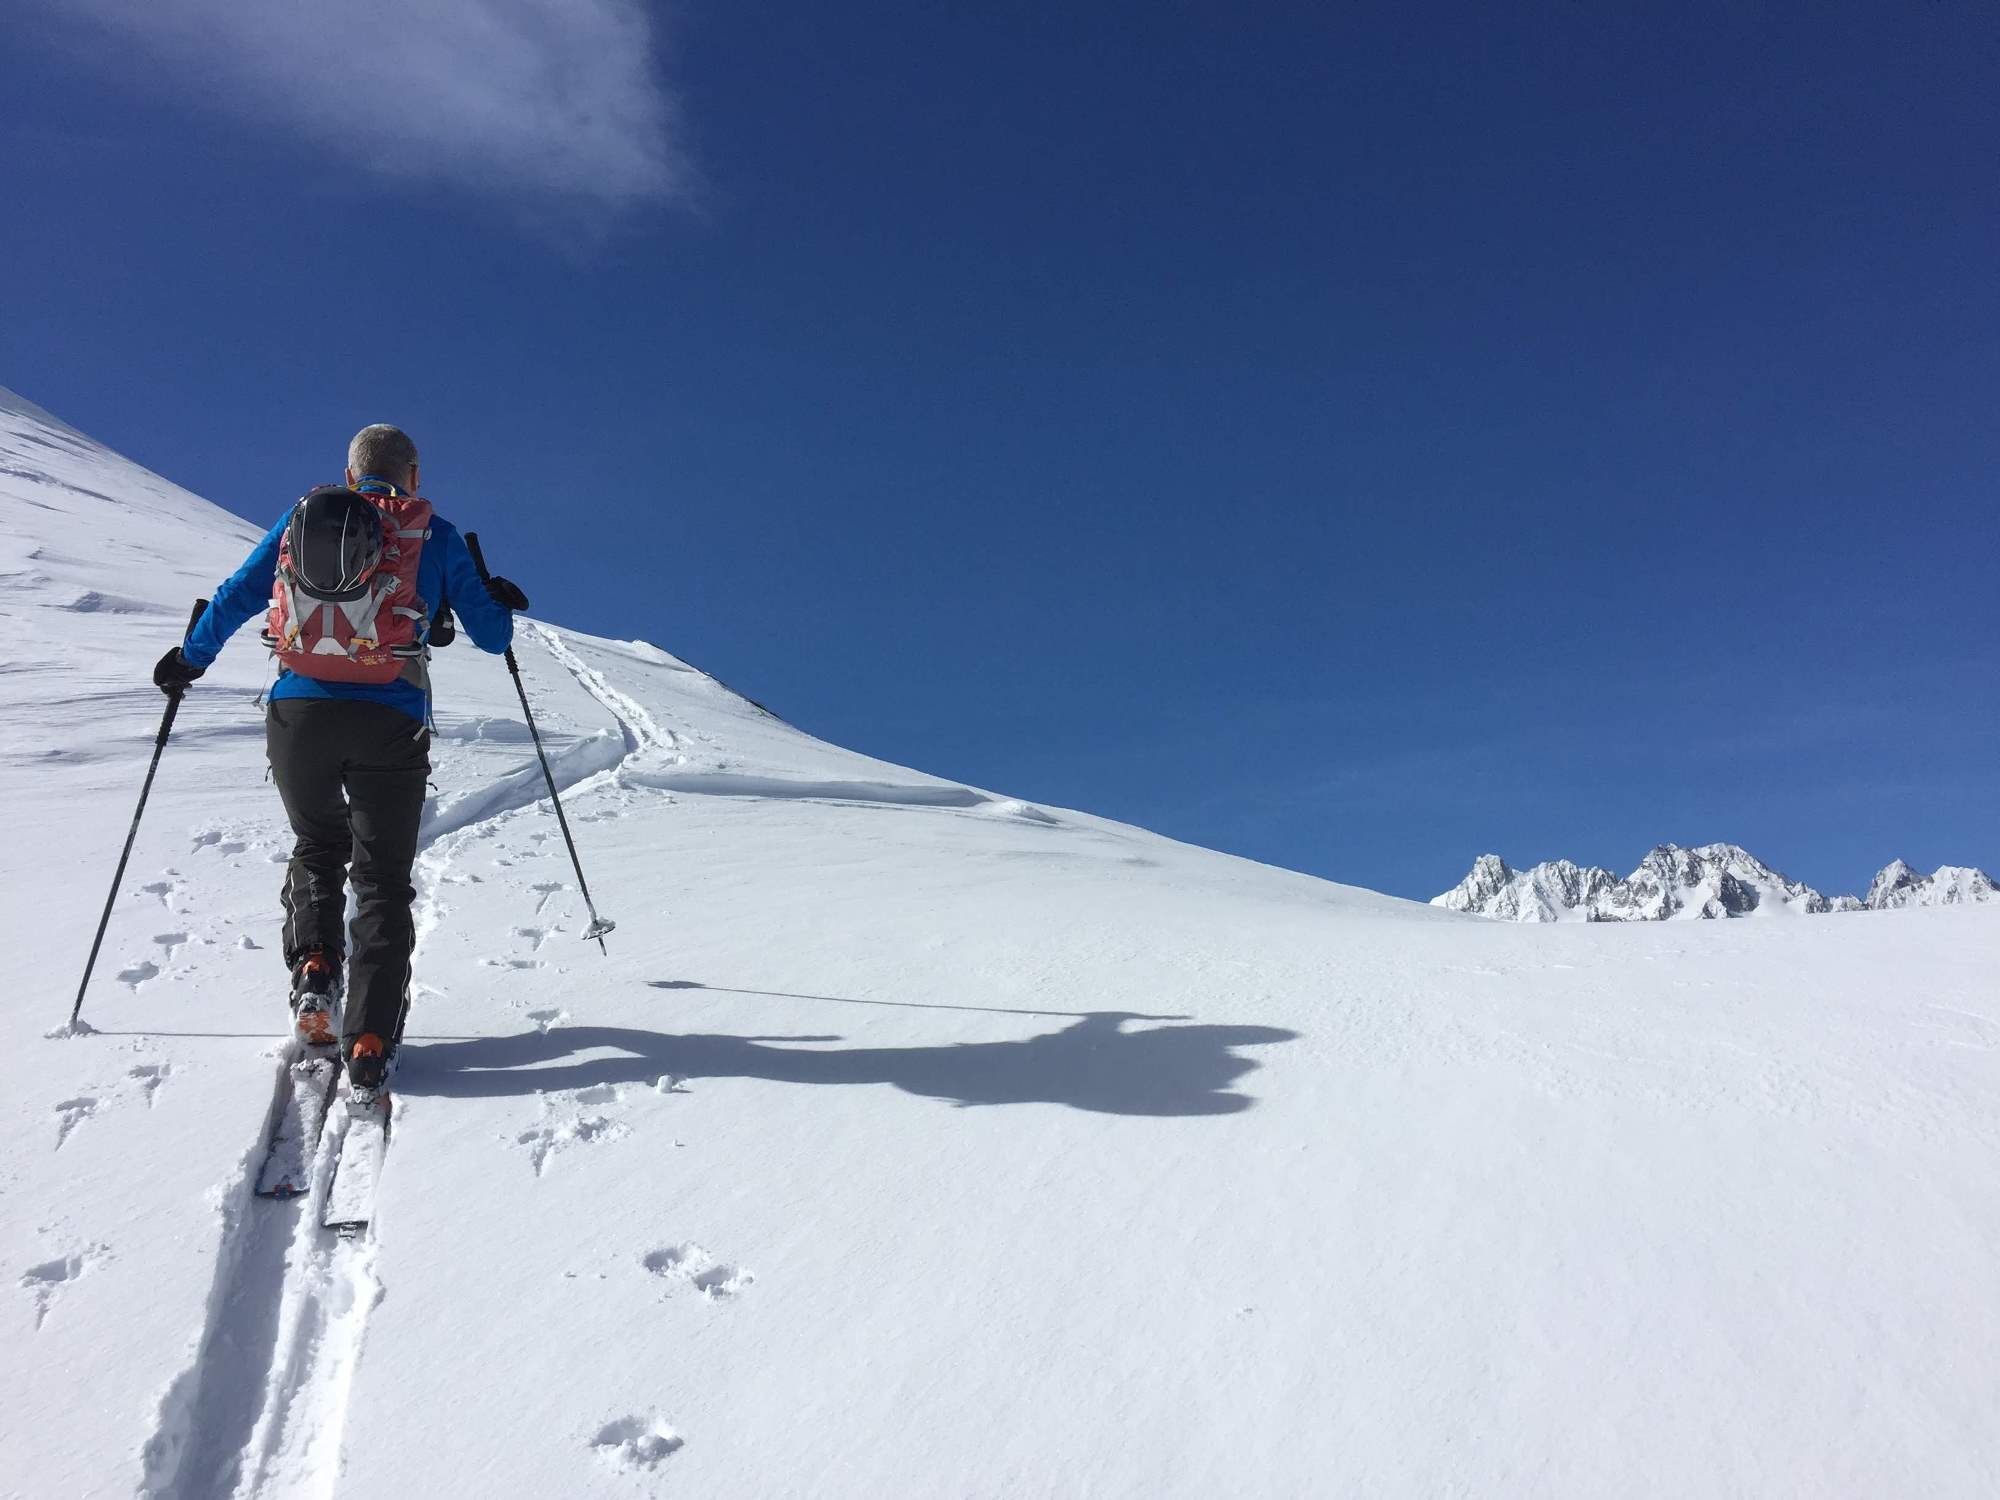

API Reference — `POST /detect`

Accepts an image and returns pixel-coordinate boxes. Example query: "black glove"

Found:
[153,646,204,696]
[485,576,530,612]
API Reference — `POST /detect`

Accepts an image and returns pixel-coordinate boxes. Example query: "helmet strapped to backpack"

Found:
[284,486,383,600]
[263,485,434,684]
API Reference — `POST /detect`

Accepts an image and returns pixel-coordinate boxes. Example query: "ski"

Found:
[323,1088,392,1236]
[254,1047,342,1199]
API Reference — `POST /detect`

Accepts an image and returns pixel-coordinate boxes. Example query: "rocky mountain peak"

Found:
[1437,846,1995,922]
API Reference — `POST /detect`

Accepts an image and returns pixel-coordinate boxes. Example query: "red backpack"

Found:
[263,488,434,684]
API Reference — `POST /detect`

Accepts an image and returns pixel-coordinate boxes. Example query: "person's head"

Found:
[345,424,420,494]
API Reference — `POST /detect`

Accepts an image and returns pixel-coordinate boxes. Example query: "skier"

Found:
[151,424,528,1094]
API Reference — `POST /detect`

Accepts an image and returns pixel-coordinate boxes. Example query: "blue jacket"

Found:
[184,501,514,723]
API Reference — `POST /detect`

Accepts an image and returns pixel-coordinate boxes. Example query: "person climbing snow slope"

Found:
[150,424,528,1095]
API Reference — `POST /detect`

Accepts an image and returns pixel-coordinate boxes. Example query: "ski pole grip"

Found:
[466,532,523,671]
[164,598,211,704]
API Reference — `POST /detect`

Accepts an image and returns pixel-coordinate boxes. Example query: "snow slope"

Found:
[5,386,1999,1498]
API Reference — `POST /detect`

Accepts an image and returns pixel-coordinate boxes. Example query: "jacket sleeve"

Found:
[434,518,515,655]
[182,516,286,669]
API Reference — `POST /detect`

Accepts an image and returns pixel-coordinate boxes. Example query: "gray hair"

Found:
[347,424,419,485]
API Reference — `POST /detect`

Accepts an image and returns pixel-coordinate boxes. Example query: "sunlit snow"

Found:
[3,387,1996,1497]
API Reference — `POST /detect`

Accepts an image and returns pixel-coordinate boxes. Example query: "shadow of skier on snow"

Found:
[398,1005,1299,1117]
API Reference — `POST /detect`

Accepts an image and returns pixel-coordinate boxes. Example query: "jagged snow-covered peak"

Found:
[1439,843,1872,922]
[1867,860,1999,910]
[1441,845,1996,922]
[1432,854,1622,923]
[1612,843,1833,920]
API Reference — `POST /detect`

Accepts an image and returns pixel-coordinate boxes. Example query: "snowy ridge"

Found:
[1437,843,1995,922]
[0,384,260,612]
[6,389,2000,1498]
[1866,858,1999,911]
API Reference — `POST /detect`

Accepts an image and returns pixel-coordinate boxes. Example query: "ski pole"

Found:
[464,532,615,954]
[68,598,208,1031]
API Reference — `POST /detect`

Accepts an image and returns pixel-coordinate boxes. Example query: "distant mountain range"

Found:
[1435,844,1997,922]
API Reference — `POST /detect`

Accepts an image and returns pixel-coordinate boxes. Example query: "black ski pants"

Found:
[266,699,430,1053]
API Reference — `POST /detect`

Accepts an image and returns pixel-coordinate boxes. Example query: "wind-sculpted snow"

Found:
[5,387,2000,1499]
[1438,842,1995,921]
[420,725,628,844]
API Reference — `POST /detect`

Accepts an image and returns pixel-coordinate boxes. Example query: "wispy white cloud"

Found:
[37,0,685,210]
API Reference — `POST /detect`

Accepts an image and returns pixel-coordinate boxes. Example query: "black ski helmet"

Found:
[284,486,384,601]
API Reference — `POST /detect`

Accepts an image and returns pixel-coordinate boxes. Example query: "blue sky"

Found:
[7,1,1995,901]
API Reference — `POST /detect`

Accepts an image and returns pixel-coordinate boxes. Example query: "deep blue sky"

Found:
[7,2,1995,900]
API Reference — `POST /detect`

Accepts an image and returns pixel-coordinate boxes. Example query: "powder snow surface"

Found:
[4,385,1998,1497]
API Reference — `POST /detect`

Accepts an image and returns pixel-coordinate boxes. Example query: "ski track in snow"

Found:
[135,626,671,1500]
[530,620,682,763]
[140,1091,378,1500]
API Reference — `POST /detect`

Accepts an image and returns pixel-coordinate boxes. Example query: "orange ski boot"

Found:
[289,950,341,1048]
[346,1032,388,1095]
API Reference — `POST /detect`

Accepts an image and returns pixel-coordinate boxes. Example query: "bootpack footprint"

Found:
[515,1086,629,1177]
[643,1242,753,1300]
[591,1415,683,1471]
[486,925,554,972]
[19,1246,106,1329]
[127,1063,170,1105]
[51,1058,173,1148]
[53,1097,98,1149]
